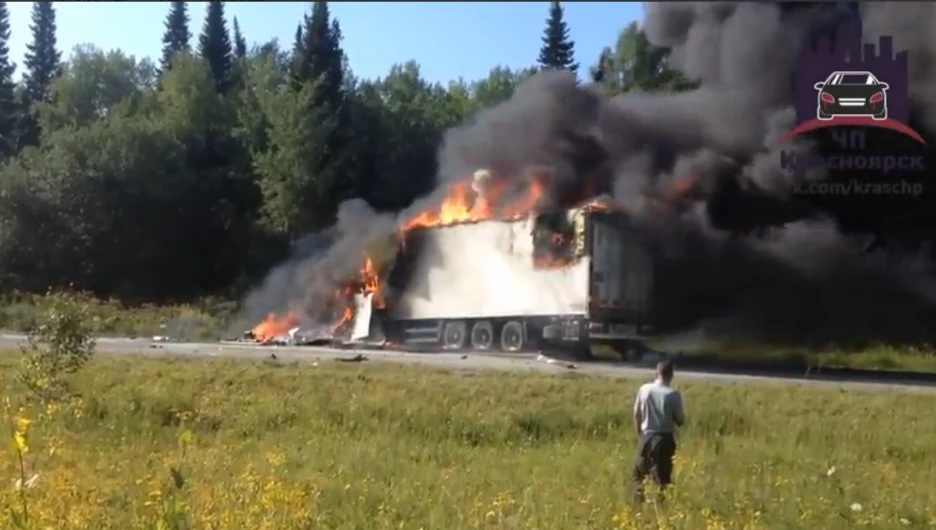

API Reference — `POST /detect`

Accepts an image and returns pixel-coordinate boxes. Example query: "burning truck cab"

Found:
[347,198,655,357]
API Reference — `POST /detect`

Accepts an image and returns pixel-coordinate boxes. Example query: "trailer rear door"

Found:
[588,214,652,319]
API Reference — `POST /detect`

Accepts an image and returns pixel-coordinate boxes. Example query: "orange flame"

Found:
[361,256,385,309]
[582,197,616,213]
[666,174,697,201]
[251,313,300,344]
[330,286,355,336]
[328,254,386,337]
[401,177,546,232]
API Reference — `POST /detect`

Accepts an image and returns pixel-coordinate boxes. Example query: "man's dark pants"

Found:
[632,431,676,502]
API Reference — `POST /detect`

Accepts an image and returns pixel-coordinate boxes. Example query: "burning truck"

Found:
[373,193,655,356]
[244,159,676,358]
[242,105,709,358]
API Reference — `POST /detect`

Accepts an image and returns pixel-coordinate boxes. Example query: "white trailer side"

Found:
[393,214,591,321]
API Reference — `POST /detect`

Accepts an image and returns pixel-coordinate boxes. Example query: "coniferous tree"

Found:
[23,1,61,106]
[290,23,303,79]
[537,1,578,74]
[0,1,17,159]
[160,1,191,72]
[20,1,60,147]
[233,17,247,59]
[292,23,303,56]
[291,2,354,211]
[294,1,344,111]
[197,0,233,93]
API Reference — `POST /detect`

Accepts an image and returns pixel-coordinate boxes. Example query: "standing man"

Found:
[632,360,684,502]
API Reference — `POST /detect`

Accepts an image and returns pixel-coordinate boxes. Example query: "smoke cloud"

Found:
[241,2,936,350]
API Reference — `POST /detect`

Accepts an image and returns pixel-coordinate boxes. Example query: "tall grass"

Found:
[2,355,934,529]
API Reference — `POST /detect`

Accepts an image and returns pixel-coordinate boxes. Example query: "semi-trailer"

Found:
[346,202,655,357]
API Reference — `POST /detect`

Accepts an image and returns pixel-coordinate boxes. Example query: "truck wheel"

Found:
[442,321,467,350]
[500,321,525,352]
[470,321,494,351]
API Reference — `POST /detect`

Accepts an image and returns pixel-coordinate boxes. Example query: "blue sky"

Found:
[6,2,643,84]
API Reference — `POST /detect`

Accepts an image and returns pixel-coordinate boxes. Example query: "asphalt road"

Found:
[1,334,934,393]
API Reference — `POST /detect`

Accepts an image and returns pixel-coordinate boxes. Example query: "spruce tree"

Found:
[291,2,352,215]
[290,23,303,79]
[0,1,16,158]
[23,1,61,106]
[292,23,302,56]
[233,17,247,59]
[160,1,191,72]
[197,0,233,93]
[537,1,578,74]
[294,1,344,111]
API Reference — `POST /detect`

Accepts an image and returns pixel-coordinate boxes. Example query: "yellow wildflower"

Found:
[265,451,287,467]
[13,416,31,432]
[178,430,195,447]
[13,432,27,453]
[12,416,31,453]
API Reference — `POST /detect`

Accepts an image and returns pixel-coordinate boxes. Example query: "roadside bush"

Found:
[16,291,96,402]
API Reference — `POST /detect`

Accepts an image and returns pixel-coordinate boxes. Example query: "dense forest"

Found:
[0,1,690,304]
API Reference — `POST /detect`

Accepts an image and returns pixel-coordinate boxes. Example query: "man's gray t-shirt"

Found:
[634,380,684,434]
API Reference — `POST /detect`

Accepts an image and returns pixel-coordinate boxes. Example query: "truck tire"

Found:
[500,321,525,352]
[470,321,494,351]
[442,321,467,350]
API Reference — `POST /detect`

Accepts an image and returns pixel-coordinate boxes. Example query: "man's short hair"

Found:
[656,360,674,379]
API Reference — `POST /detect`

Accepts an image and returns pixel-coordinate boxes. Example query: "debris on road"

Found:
[335,354,368,363]
[536,354,577,370]
[240,324,339,347]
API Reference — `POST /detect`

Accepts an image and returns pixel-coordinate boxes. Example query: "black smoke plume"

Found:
[242,2,936,349]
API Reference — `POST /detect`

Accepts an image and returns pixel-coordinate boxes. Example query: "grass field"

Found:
[2,355,935,529]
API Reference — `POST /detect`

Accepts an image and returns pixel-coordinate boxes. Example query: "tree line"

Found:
[0,1,689,304]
